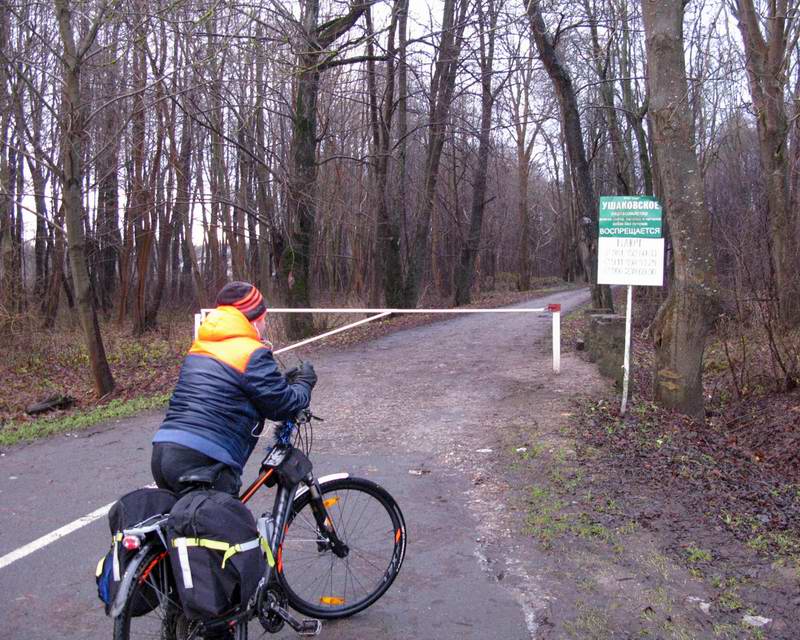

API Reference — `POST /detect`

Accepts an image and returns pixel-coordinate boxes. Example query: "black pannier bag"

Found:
[96,487,177,615]
[167,490,267,621]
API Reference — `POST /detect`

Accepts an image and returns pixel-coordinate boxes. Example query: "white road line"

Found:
[0,502,113,570]
[0,483,156,571]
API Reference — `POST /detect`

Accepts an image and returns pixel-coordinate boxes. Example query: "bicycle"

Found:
[108,408,407,639]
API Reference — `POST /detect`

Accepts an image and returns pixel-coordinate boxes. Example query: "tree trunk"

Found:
[642,0,719,419]
[453,0,497,306]
[283,0,371,336]
[618,0,653,195]
[94,23,121,314]
[129,28,153,336]
[54,0,115,396]
[0,129,18,313]
[510,52,541,292]
[584,0,632,195]
[366,2,404,308]
[42,206,67,327]
[526,0,612,310]
[285,40,321,337]
[734,0,800,325]
[404,0,469,306]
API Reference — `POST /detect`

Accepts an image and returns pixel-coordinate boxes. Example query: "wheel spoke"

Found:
[278,480,404,619]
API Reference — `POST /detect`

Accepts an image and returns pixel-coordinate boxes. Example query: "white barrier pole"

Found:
[273,312,392,355]
[195,307,564,373]
[267,307,547,314]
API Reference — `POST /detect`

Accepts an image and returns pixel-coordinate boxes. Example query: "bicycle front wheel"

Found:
[277,477,407,619]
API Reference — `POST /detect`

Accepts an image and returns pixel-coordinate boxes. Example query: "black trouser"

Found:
[151,442,241,496]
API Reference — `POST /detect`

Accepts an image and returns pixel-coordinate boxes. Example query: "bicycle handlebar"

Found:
[270,408,322,447]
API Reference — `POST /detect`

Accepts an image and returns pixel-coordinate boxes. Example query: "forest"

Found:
[0,0,799,421]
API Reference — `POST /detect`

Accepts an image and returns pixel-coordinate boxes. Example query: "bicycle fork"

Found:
[304,476,349,559]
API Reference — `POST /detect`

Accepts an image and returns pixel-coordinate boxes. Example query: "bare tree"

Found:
[525,0,613,310]
[404,0,470,306]
[642,0,720,418]
[283,0,373,336]
[731,0,800,325]
[54,0,115,396]
[453,0,503,305]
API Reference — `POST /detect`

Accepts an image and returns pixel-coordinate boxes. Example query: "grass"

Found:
[685,544,713,564]
[717,586,744,611]
[0,394,170,447]
[524,481,639,552]
[563,602,611,639]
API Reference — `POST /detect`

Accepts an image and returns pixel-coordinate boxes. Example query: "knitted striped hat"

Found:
[215,282,267,321]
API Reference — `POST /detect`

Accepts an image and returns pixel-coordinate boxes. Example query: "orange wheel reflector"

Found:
[395,528,402,543]
[323,496,340,508]
[320,596,345,606]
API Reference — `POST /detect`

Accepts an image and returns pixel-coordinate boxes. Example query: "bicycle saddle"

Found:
[178,463,226,487]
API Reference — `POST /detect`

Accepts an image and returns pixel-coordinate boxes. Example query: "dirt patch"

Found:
[474,295,800,638]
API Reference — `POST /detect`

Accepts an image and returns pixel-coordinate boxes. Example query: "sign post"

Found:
[597,196,664,414]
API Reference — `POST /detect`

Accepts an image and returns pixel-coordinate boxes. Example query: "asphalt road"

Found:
[0,287,591,640]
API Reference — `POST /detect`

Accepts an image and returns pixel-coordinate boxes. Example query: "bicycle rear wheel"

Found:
[112,548,247,640]
[277,477,406,619]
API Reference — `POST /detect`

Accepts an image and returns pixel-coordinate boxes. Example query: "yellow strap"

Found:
[261,538,276,568]
[95,555,106,578]
[221,546,238,569]
[171,537,231,553]
[112,532,123,542]
[220,538,275,569]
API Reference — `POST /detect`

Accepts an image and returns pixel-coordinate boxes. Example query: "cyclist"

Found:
[151,281,317,496]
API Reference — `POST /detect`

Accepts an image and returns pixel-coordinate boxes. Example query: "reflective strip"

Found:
[221,538,260,569]
[172,538,231,553]
[175,538,193,590]
[95,555,105,578]
[112,539,120,581]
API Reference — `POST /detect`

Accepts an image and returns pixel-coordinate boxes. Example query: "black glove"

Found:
[293,362,317,390]
[284,366,300,384]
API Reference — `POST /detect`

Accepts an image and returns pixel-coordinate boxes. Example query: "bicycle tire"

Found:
[277,477,406,619]
[112,548,248,640]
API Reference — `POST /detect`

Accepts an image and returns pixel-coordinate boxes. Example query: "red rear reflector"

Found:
[122,535,141,551]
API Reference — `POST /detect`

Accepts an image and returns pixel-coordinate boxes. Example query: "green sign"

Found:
[599,196,662,239]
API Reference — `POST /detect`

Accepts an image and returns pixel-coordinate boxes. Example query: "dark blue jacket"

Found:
[153,306,311,472]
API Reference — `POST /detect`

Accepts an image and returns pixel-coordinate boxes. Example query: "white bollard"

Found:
[549,304,561,374]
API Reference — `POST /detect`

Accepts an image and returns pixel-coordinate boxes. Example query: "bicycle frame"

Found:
[242,454,352,564]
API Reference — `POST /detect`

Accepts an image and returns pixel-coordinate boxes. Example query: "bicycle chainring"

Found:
[258,588,287,633]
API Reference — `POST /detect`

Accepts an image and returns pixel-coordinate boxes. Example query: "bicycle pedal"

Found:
[269,601,322,636]
[297,619,322,636]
